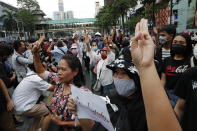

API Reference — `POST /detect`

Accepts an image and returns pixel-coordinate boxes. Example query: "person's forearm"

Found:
[174,99,185,122]
[0,79,11,102]
[174,107,184,122]
[138,63,181,131]
[33,52,46,74]
[59,120,80,127]
[87,43,91,52]
[18,51,33,64]
[47,85,56,92]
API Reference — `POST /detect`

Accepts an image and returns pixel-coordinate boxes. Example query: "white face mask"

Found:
[113,78,136,97]
[159,36,169,45]
[193,46,197,59]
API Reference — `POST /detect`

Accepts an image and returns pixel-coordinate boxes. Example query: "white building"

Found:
[66,11,74,19]
[95,1,101,17]
[53,0,74,20]
[58,0,64,12]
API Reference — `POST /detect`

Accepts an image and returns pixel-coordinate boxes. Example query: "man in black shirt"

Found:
[0,79,15,131]
[0,43,15,88]
[174,67,197,131]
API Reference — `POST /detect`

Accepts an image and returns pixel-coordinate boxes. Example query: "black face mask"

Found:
[171,44,186,55]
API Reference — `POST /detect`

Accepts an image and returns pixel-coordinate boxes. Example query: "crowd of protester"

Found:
[0,19,197,131]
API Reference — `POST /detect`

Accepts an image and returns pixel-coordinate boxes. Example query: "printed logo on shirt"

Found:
[192,81,197,90]
[165,65,189,76]
[175,65,189,73]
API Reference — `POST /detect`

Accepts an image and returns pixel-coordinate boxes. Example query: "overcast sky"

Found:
[1,0,104,19]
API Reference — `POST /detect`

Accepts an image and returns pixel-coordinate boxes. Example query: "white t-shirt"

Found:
[12,71,51,114]
[162,48,171,61]
[97,51,115,86]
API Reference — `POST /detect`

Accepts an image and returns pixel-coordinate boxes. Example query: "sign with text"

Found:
[71,86,115,131]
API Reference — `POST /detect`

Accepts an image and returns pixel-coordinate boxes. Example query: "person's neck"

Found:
[16,51,23,55]
[174,54,184,60]
[163,42,171,50]
[63,84,71,94]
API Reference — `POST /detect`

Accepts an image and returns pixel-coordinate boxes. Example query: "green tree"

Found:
[96,5,119,32]
[112,0,138,31]
[0,10,17,35]
[96,0,138,33]
[15,9,38,35]
[16,0,40,38]
[17,0,40,11]
[126,14,144,33]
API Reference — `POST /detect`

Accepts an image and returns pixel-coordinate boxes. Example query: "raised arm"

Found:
[17,49,33,65]
[131,19,181,131]
[32,37,46,79]
[84,34,91,52]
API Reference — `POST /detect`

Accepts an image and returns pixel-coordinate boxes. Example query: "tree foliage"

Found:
[15,9,38,33]
[96,0,138,31]
[96,5,119,28]
[0,10,17,32]
[16,0,40,35]
[17,0,40,11]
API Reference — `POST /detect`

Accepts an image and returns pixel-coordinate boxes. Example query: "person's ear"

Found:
[169,34,174,40]
[72,68,79,77]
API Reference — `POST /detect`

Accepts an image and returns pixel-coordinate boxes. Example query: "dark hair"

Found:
[61,54,85,87]
[57,41,63,47]
[159,25,176,38]
[0,42,14,57]
[13,40,24,51]
[90,40,98,46]
[121,40,130,48]
[28,39,36,44]
[28,64,36,72]
[171,33,192,59]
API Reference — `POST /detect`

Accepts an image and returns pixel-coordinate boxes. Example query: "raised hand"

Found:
[67,96,77,115]
[32,36,45,53]
[84,35,90,44]
[131,19,155,69]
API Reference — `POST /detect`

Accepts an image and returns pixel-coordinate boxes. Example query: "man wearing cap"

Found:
[95,45,115,95]
[95,32,104,49]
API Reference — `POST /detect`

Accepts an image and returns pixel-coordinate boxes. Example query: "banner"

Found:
[71,86,115,131]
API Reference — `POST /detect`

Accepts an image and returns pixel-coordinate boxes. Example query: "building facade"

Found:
[53,0,74,20]
[95,1,101,17]
[58,0,64,12]
[66,11,74,19]
[0,1,17,37]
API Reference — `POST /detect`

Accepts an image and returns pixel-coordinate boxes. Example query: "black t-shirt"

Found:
[0,84,7,114]
[91,95,147,131]
[0,62,12,88]
[174,67,197,131]
[162,57,190,90]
